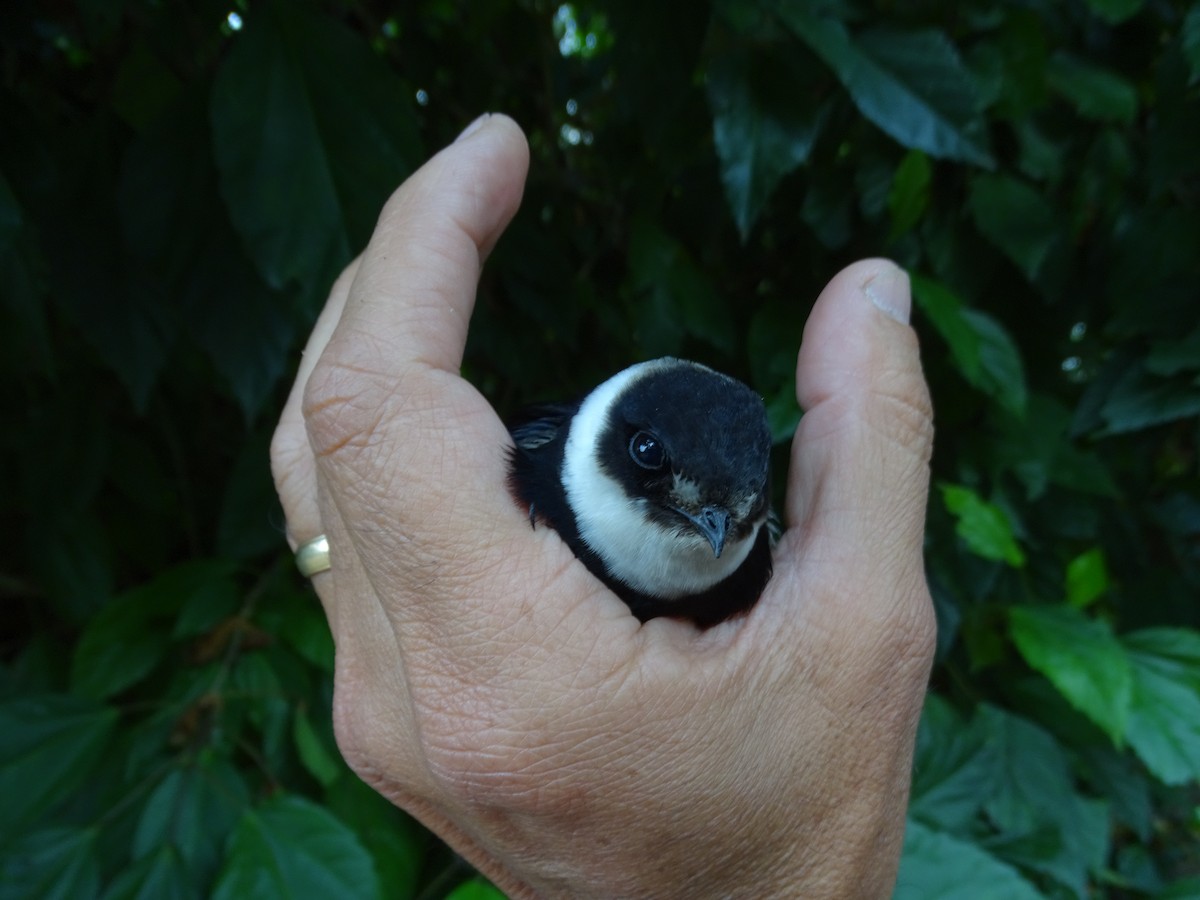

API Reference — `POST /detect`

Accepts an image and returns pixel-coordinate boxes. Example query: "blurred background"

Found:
[2,0,1198,896]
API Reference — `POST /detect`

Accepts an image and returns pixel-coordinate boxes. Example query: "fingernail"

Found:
[863,263,911,325]
[455,113,491,143]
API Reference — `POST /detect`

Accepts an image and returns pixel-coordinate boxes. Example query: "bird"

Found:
[507,357,774,628]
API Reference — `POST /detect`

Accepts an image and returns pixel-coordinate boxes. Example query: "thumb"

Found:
[777,259,933,618]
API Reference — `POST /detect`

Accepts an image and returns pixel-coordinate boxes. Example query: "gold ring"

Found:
[295,534,331,578]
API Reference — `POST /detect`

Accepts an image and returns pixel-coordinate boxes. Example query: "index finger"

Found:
[300,116,608,634]
[302,113,528,495]
[339,113,528,379]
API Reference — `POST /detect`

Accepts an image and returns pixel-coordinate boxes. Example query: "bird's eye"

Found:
[629,431,666,470]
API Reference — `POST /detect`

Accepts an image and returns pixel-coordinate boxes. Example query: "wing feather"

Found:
[508,402,576,451]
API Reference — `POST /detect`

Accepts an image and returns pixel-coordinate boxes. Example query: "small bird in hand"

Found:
[508,357,774,627]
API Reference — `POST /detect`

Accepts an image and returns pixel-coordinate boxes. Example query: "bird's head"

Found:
[562,358,772,599]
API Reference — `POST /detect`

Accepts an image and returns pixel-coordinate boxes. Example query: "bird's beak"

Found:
[676,505,731,558]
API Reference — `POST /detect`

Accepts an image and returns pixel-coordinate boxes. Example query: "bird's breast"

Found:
[569,487,760,599]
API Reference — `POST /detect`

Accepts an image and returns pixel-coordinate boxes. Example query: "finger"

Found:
[301,115,586,636]
[768,259,934,632]
[303,113,528,484]
[270,257,361,552]
[306,112,528,405]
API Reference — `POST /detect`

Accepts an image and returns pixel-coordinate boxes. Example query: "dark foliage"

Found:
[1,0,1198,896]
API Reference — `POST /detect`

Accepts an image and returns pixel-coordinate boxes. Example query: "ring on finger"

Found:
[295,534,331,578]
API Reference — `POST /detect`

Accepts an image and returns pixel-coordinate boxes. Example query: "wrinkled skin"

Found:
[270,114,936,899]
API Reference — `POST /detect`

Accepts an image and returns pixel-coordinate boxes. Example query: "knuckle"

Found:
[329,670,383,783]
[302,352,394,463]
[868,372,934,466]
[886,578,938,670]
[329,655,427,802]
[857,577,938,703]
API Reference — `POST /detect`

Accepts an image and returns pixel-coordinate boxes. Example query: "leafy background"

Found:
[2,0,1198,897]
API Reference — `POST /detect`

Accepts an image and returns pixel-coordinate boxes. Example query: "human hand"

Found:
[271,113,935,898]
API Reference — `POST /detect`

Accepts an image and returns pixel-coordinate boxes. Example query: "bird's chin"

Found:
[671,517,754,556]
[657,525,760,596]
[673,527,722,557]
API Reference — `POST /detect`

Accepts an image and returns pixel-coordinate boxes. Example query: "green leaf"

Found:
[446,878,508,900]
[111,43,182,130]
[989,394,1118,500]
[894,820,1044,899]
[1123,629,1200,785]
[983,795,1109,895]
[183,233,296,420]
[1009,605,1132,743]
[1083,0,1144,24]
[278,603,336,673]
[74,0,122,45]
[887,150,931,240]
[72,561,238,699]
[0,168,53,377]
[217,429,284,558]
[117,88,214,278]
[979,705,1074,833]
[801,169,854,248]
[776,12,993,166]
[912,276,983,382]
[909,695,999,831]
[324,774,424,900]
[940,484,1026,567]
[763,380,802,445]
[0,695,117,842]
[46,207,176,411]
[1184,6,1200,86]
[745,297,804,445]
[854,153,892,224]
[171,577,241,640]
[628,218,735,355]
[230,653,291,770]
[71,596,169,700]
[1066,548,1109,608]
[99,847,196,900]
[972,12,1050,117]
[1012,120,1064,183]
[1147,327,1200,377]
[1096,365,1200,436]
[706,48,827,239]
[1157,876,1200,899]
[1077,744,1153,840]
[27,516,113,625]
[911,276,1027,416]
[0,827,100,900]
[118,87,298,419]
[1046,53,1138,124]
[212,794,380,900]
[294,705,342,788]
[967,173,1059,282]
[961,310,1027,417]
[211,2,421,298]
[133,759,250,885]
[979,705,1109,892]
[1104,208,1200,337]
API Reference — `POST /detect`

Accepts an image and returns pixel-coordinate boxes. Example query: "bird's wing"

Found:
[766,508,783,546]
[508,403,576,451]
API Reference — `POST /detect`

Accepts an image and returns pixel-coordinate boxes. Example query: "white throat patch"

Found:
[561,361,761,600]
